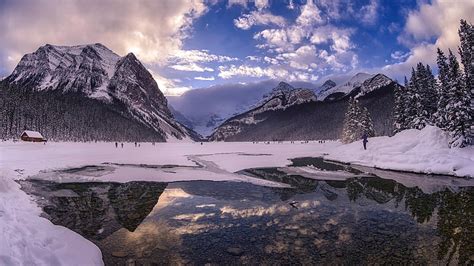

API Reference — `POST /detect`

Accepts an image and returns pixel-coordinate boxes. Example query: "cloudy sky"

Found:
[0,0,472,95]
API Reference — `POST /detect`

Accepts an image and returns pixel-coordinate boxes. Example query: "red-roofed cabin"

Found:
[20,130,46,142]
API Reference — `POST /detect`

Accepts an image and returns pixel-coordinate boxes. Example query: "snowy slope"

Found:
[314,79,336,95]
[5,43,194,141]
[209,82,316,141]
[315,73,396,101]
[168,80,319,137]
[325,126,474,178]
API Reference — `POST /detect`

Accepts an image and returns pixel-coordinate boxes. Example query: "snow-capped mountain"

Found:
[316,73,394,101]
[253,81,317,111]
[209,73,400,141]
[168,79,318,137]
[314,79,336,95]
[209,82,316,141]
[4,43,196,141]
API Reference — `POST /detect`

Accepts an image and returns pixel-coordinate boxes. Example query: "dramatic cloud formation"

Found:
[0,0,207,69]
[1,0,471,95]
[383,0,474,78]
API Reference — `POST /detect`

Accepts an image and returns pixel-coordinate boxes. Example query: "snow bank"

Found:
[0,174,103,266]
[325,126,474,177]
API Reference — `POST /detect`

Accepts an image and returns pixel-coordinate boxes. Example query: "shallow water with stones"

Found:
[19,158,474,265]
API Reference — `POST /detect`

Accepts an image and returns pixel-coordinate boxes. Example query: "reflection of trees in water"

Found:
[329,177,473,264]
[242,170,473,263]
[403,187,438,224]
[436,189,474,264]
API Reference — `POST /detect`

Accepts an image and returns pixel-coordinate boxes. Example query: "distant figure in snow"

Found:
[121,143,123,148]
[362,132,368,150]
[138,143,141,147]
[115,142,118,148]
[134,142,137,147]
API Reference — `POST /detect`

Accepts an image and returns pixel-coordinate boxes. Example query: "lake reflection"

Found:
[20,162,474,265]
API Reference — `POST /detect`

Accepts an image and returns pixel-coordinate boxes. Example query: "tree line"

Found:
[343,19,472,148]
[394,19,472,148]
[0,83,167,142]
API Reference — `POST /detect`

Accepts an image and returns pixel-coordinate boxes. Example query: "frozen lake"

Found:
[19,158,474,265]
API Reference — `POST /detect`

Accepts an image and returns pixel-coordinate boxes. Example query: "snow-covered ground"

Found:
[1,125,473,265]
[326,126,474,178]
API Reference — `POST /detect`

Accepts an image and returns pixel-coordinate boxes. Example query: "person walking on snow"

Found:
[362,132,368,150]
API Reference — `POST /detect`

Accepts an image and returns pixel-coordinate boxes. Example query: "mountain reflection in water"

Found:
[19,162,473,265]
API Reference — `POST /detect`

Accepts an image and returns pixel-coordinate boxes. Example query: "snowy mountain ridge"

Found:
[252,81,317,111]
[315,79,336,95]
[316,73,395,101]
[5,43,196,141]
[209,82,316,141]
[209,73,400,141]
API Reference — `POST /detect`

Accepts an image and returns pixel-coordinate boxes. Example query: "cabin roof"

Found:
[22,130,44,139]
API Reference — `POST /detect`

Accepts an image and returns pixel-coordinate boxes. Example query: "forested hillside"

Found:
[0,83,168,142]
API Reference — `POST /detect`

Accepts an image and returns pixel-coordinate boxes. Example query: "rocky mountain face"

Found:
[209,74,399,141]
[19,180,167,240]
[315,79,336,95]
[209,82,317,141]
[167,80,319,137]
[1,43,196,141]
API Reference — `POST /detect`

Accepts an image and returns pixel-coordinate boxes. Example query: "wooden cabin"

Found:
[20,130,46,142]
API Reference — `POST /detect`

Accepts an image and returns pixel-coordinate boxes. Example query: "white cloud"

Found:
[254,29,294,51]
[390,50,411,60]
[254,0,269,10]
[359,0,379,25]
[263,56,279,65]
[246,55,261,61]
[287,0,295,10]
[148,69,191,96]
[169,49,237,73]
[218,64,288,79]
[0,0,209,71]
[170,63,214,72]
[217,63,320,82]
[276,45,318,70]
[227,0,269,10]
[234,10,286,30]
[194,76,215,81]
[172,49,238,63]
[227,0,249,8]
[310,26,354,53]
[296,0,324,27]
[384,0,474,78]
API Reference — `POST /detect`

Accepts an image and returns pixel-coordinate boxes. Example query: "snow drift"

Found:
[325,126,474,177]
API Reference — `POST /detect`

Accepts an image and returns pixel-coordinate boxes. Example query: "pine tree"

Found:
[342,98,358,143]
[360,106,375,137]
[342,98,374,143]
[435,48,450,129]
[458,19,473,146]
[425,64,439,122]
[446,49,471,147]
[393,77,408,133]
[407,66,425,129]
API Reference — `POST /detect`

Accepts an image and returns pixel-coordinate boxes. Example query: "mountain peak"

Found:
[274,81,294,92]
[5,43,195,141]
[317,79,337,94]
